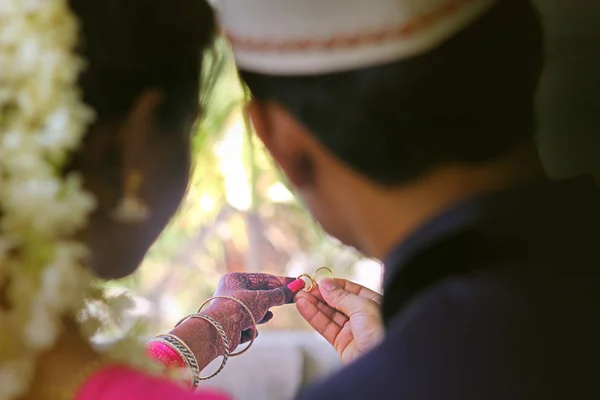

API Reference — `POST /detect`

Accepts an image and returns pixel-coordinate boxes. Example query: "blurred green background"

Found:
[102,39,382,337]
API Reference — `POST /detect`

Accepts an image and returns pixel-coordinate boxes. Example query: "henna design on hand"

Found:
[169,273,295,370]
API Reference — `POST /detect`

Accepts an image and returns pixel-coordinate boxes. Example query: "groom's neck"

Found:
[349,141,544,260]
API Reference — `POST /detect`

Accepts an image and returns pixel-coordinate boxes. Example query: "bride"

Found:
[0,1,382,399]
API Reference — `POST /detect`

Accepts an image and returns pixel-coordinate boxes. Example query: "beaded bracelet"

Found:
[175,313,230,380]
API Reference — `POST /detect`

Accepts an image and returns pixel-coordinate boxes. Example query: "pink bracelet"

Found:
[146,340,187,370]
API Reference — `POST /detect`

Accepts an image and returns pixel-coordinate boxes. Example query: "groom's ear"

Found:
[246,100,272,148]
[246,99,291,174]
[246,99,314,188]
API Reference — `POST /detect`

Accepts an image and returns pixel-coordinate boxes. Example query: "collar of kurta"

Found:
[380,176,600,325]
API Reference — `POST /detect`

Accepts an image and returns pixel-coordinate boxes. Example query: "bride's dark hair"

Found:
[69,0,216,130]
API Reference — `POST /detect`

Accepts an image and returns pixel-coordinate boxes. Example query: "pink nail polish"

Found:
[287,279,306,293]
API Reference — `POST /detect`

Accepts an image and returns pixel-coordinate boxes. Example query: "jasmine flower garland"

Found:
[0,1,162,398]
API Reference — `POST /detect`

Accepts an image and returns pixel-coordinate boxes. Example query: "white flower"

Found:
[0,0,41,16]
[1,174,96,236]
[0,360,33,400]
[3,154,50,177]
[0,131,25,152]
[0,0,100,396]
[41,241,91,310]
[24,294,61,351]
[38,107,78,151]
[0,2,154,398]
[0,238,14,260]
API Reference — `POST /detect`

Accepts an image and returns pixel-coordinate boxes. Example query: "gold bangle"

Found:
[198,295,257,357]
[176,313,230,380]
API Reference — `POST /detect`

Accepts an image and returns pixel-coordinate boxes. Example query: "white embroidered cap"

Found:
[215,0,499,75]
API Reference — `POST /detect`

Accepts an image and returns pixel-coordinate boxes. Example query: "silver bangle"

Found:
[175,313,230,380]
[179,313,230,380]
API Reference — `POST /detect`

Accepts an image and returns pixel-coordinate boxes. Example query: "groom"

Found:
[218,0,600,398]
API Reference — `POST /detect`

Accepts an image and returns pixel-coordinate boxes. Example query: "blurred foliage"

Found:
[105,38,378,336]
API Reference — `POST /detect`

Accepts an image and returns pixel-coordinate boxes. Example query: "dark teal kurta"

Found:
[298,177,600,399]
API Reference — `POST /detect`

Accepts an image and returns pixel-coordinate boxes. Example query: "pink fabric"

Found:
[76,365,232,400]
[146,341,187,370]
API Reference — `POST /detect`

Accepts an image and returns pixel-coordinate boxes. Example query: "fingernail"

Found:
[287,279,306,293]
[294,296,307,306]
[319,278,337,291]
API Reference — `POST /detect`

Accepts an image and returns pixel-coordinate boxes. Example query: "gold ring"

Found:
[311,266,333,281]
[297,273,316,292]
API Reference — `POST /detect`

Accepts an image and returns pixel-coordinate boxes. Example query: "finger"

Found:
[258,311,274,325]
[296,294,343,345]
[295,291,345,346]
[331,279,383,304]
[318,278,379,317]
[240,327,257,344]
[307,280,381,305]
[280,279,306,304]
[256,286,288,308]
[262,274,296,289]
[287,278,306,294]
[315,298,349,327]
[307,284,325,301]
[296,291,348,326]
[241,273,297,290]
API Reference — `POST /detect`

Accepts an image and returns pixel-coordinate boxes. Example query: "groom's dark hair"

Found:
[241,0,543,186]
[69,0,216,130]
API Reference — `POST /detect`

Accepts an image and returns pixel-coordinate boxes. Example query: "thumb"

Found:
[318,278,364,317]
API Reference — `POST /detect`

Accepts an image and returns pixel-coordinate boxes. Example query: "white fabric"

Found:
[216,0,499,75]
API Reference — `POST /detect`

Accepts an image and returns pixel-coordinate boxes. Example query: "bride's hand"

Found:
[295,278,384,365]
[203,273,296,348]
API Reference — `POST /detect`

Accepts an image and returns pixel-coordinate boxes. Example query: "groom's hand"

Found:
[295,278,384,365]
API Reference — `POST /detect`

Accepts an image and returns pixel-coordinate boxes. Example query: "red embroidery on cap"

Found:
[227,0,479,52]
